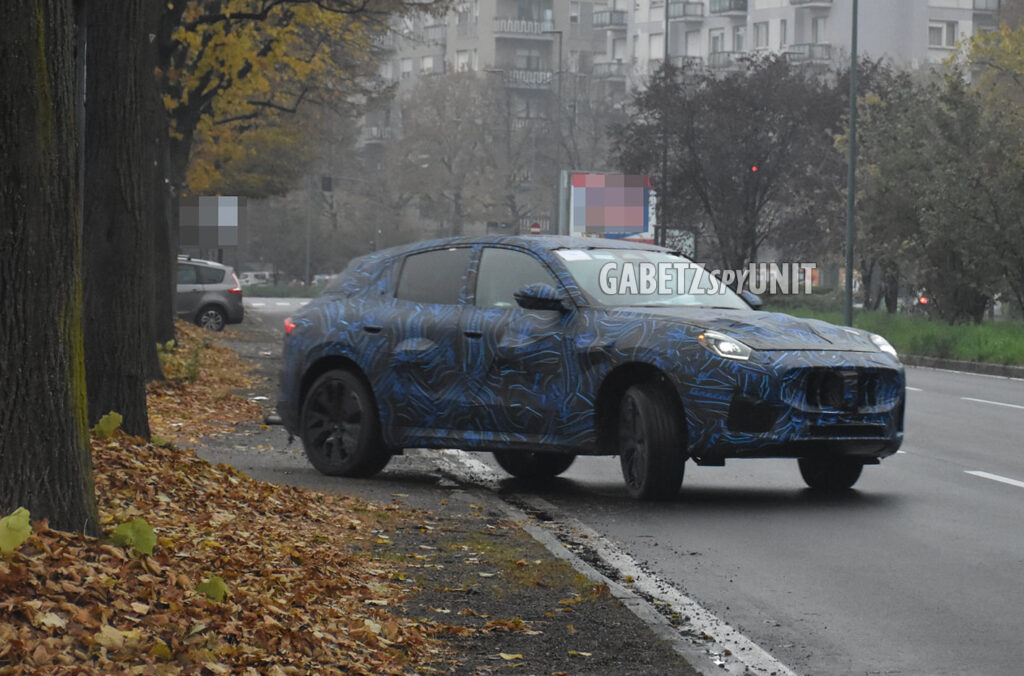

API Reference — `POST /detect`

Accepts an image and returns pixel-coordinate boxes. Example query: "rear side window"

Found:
[396,248,472,305]
[177,264,198,284]
[197,266,225,284]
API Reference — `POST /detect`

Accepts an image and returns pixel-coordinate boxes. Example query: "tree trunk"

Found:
[82,0,153,438]
[0,0,100,534]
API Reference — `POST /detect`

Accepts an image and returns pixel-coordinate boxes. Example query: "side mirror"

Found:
[513,283,569,312]
[740,290,763,310]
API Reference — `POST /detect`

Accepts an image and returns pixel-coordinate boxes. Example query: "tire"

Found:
[300,369,390,477]
[618,382,686,500]
[196,305,226,331]
[798,456,863,491]
[493,451,575,479]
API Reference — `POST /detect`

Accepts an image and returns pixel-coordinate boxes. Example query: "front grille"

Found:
[802,368,899,411]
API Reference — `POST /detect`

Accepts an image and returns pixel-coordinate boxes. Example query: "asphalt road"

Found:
[242,298,1024,675]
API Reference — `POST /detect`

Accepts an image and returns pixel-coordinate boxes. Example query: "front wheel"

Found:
[493,451,575,479]
[798,457,863,491]
[618,382,686,500]
[300,369,390,477]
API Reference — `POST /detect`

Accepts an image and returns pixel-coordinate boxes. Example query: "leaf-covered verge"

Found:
[148,321,265,444]
[0,321,456,674]
[0,436,456,674]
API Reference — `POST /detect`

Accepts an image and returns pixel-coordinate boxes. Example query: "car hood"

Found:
[623,307,879,352]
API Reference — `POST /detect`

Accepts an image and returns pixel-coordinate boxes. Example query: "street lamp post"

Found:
[844,0,859,327]
[543,29,563,234]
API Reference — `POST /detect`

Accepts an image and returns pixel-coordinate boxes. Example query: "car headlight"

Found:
[698,330,752,361]
[870,333,898,358]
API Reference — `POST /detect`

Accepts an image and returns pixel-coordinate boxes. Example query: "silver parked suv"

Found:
[176,255,244,331]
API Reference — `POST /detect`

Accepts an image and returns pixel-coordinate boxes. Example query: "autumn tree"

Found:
[1,0,100,533]
[615,56,844,270]
[82,0,162,437]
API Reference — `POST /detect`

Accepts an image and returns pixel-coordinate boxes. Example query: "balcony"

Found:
[493,17,556,36]
[361,126,392,144]
[709,0,747,15]
[593,62,628,79]
[593,9,627,30]
[502,69,553,88]
[790,0,832,7]
[785,43,832,64]
[974,0,1000,11]
[422,24,446,44]
[371,33,397,51]
[671,55,705,69]
[669,0,704,21]
[707,51,745,70]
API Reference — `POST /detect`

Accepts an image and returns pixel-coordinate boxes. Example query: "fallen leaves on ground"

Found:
[147,321,264,443]
[0,321,457,674]
[0,433,455,674]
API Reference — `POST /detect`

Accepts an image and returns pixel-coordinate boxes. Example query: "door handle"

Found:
[463,330,483,339]
[362,325,382,334]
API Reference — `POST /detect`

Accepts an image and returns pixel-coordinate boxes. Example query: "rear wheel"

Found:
[493,451,575,479]
[798,456,863,491]
[196,305,226,331]
[300,369,390,477]
[618,382,686,500]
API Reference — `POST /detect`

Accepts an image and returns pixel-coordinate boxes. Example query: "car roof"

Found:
[177,254,231,270]
[374,235,669,260]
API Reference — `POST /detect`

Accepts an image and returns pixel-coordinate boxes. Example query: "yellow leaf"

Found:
[568,650,593,657]
[498,653,524,660]
[38,612,67,630]
[94,625,124,650]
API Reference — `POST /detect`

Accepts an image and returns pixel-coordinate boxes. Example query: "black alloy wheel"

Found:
[300,369,390,477]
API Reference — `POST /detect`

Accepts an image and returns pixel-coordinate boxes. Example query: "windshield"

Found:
[556,248,750,310]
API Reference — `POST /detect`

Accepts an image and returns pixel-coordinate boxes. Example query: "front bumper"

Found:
[681,349,905,462]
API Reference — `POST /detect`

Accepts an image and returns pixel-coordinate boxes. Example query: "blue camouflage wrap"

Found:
[278,236,904,463]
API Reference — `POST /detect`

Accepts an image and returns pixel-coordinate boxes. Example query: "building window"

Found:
[686,30,701,56]
[650,32,664,59]
[733,25,745,52]
[380,61,393,80]
[812,17,826,43]
[779,19,787,48]
[570,1,580,23]
[613,37,626,60]
[754,22,768,49]
[456,50,471,71]
[929,21,958,47]
[514,48,543,70]
[710,28,725,53]
[421,55,434,74]
[400,58,413,79]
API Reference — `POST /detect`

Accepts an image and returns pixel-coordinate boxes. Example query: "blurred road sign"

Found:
[530,222,541,235]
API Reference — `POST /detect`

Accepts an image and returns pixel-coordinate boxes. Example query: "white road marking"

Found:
[434,449,796,676]
[961,397,1024,411]
[275,302,292,306]
[965,470,1024,490]
[249,302,266,307]
[906,386,923,392]
[897,450,907,454]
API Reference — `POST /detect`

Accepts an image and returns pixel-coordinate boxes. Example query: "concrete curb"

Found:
[901,354,1024,379]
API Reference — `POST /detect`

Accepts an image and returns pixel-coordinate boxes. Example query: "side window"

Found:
[475,248,559,308]
[197,266,225,284]
[177,264,198,285]
[396,248,473,304]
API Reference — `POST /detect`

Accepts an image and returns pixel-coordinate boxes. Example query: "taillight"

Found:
[229,273,243,295]
[284,317,297,335]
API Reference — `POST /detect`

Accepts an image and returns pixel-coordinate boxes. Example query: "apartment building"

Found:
[597,0,1002,91]
[362,1,611,147]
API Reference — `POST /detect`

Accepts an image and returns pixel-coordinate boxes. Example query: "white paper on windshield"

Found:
[556,249,592,261]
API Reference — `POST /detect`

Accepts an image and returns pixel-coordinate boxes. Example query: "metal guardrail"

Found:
[709,0,747,14]
[593,9,627,28]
